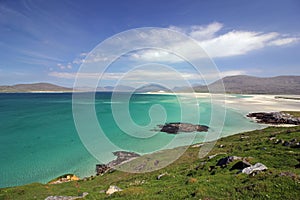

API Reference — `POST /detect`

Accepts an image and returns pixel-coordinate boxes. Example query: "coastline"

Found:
[1,92,300,188]
[2,125,299,199]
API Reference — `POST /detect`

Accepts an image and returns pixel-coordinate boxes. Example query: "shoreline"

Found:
[47,112,299,185]
[1,93,300,188]
[2,124,299,193]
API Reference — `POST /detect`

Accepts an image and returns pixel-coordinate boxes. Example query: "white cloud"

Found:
[129,50,182,63]
[199,31,279,57]
[189,22,223,40]
[80,52,88,57]
[72,58,84,65]
[66,22,299,66]
[169,22,223,41]
[128,22,299,62]
[57,63,72,70]
[268,37,299,46]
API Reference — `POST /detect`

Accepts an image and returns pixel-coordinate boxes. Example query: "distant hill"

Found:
[193,75,300,94]
[1,75,300,94]
[0,83,72,93]
[135,84,172,93]
[95,85,135,92]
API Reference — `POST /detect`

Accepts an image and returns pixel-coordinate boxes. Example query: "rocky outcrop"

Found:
[230,161,251,171]
[96,164,110,176]
[157,123,209,134]
[48,174,80,184]
[247,112,300,125]
[96,151,140,175]
[242,163,268,175]
[107,151,140,167]
[45,192,88,200]
[216,156,242,167]
[106,185,123,195]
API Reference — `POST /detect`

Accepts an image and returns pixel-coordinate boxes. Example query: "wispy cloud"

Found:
[54,22,299,71]
[57,63,72,70]
[127,22,299,62]
[268,37,300,46]
[199,31,279,57]
[170,22,223,41]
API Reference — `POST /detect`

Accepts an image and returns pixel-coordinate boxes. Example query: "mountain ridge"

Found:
[0,83,72,92]
[1,75,300,94]
[203,75,300,94]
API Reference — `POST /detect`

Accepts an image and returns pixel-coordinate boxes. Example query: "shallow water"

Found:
[0,92,264,188]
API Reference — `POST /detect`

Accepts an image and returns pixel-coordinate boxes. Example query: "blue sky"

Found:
[0,0,300,87]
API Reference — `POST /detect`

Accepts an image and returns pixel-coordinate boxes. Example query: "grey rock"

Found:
[106,185,122,195]
[45,192,88,200]
[158,123,209,134]
[96,151,140,175]
[230,161,251,171]
[157,173,167,180]
[247,112,300,125]
[216,156,242,167]
[242,163,267,175]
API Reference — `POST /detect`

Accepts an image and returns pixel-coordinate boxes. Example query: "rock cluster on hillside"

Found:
[96,151,140,175]
[247,112,300,125]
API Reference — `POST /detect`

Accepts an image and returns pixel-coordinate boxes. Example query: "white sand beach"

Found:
[147,92,300,113]
[222,94,300,113]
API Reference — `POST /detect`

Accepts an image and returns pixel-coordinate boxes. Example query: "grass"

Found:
[0,126,300,199]
[281,111,300,117]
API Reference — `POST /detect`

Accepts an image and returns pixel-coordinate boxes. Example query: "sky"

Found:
[0,0,300,87]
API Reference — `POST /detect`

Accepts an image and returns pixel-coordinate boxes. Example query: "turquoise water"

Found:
[0,93,264,188]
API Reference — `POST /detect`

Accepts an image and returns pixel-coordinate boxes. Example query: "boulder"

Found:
[216,156,242,167]
[106,185,123,195]
[242,163,267,175]
[45,192,88,200]
[230,161,251,171]
[157,172,168,180]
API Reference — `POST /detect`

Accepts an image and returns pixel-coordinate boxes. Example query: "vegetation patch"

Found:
[1,126,300,199]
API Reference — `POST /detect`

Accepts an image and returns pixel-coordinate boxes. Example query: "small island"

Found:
[157,123,209,134]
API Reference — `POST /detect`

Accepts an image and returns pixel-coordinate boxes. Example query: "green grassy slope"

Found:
[1,126,299,200]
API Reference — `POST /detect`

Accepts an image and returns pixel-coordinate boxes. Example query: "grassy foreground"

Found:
[1,126,300,200]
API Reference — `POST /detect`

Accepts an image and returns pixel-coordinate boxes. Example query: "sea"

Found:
[0,92,265,188]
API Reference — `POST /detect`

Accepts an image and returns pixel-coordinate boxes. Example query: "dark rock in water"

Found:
[96,151,140,175]
[158,123,209,134]
[230,161,251,171]
[247,112,300,125]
